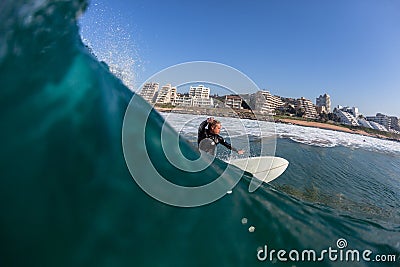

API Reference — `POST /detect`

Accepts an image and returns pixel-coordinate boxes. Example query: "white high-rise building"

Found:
[265,91,284,111]
[246,91,284,114]
[174,84,214,107]
[139,82,159,104]
[155,84,177,104]
[366,113,391,130]
[316,93,331,113]
[333,107,359,126]
[189,85,210,99]
[333,106,370,127]
[225,95,243,109]
[174,94,193,106]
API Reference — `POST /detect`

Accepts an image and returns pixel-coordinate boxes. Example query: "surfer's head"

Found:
[209,120,221,134]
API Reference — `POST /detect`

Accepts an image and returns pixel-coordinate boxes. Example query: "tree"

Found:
[318,112,329,123]
[328,112,340,122]
[296,107,305,118]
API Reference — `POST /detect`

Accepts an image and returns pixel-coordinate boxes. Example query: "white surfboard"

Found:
[228,156,289,184]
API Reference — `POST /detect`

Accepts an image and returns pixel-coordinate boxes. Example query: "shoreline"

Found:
[276,118,387,139]
[155,107,400,142]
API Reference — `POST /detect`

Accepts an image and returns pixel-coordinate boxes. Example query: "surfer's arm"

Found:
[218,136,244,154]
[218,136,240,153]
[197,120,209,145]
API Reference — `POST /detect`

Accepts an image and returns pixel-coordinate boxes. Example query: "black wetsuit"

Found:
[197,120,238,154]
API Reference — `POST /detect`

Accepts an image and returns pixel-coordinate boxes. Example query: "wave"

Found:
[276,123,400,154]
[1,1,399,266]
[0,1,265,266]
[163,113,400,155]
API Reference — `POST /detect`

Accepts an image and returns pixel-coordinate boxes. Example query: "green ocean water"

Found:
[1,1,399,266]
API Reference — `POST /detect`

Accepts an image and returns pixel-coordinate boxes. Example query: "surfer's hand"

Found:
[207,117,214,123]
[237,150,245,155]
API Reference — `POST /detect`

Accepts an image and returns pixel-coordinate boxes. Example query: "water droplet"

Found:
[248,226,255,232]
[227,190,232,194]
[241,218,248,224]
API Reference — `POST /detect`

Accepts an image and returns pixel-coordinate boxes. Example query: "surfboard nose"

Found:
[228,156,289,192]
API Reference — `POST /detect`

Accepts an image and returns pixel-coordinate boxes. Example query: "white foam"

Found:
[161,113,400,155]
[275,122,400,154]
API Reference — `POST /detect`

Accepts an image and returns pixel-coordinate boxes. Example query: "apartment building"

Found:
[155,84,177,104]
[242,91,284,114]
[366,113,392,130]
[225,95,243,109]
[189,85,210,99]
[389,116,400,131]
[139,82,159,103]
[174,94,193,106]
[296,97,318,119]
[316,93,331,113]
[193,97,213,107]
[333,107,359,126]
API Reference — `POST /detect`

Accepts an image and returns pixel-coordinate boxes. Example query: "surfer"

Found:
[197,117,244,155]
